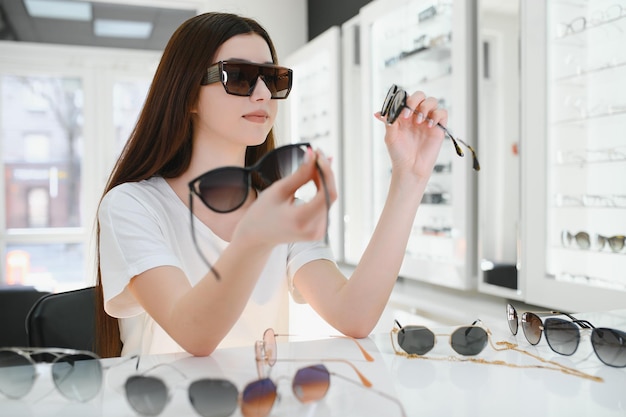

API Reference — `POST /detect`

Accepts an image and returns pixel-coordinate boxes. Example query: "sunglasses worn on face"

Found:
[507,303,626,368]
[0,347,102,402]
[188,143,330,280]
[391,319,491,356]
[381,84,480,171]
[201,61,293,99]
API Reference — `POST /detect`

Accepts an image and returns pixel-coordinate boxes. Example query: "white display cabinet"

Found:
[521,0,626,312]
[278,26,344,260]
[355,0,479,290]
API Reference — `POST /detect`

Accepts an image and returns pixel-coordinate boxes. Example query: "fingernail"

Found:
[417,112,425,123]
[304,147,314,163]
[402,108,412,119]
[427,118,434,128]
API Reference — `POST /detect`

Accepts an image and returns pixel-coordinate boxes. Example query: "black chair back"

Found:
[0,286,50,347]
[26,286,96,351]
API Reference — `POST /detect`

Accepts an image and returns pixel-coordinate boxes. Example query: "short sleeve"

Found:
[286,239,335,303]
[98,184,182,318]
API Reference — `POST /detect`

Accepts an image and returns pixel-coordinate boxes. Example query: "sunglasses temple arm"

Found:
[189,192,221,281]
[330,335,375,362]
[314,161,331,246]
[436,123,481,171]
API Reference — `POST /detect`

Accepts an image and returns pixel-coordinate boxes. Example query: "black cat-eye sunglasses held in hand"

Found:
[507,303,626,368]
[381,84,480,171]
[201,60,293,99]
[188,143,330,280]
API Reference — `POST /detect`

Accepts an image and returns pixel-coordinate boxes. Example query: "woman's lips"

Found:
[243,111,269,123]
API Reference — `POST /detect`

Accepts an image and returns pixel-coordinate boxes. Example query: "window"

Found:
[0,44,159,291]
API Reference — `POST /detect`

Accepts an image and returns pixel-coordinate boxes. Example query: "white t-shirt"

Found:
[98,176,334,356]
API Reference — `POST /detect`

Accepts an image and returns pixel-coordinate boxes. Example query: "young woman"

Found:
[95,12,446,358]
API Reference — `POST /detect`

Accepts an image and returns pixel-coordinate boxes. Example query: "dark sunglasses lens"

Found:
[241,378,277,417]
[450,326,488,356]
[52,353,102,402]
[608,235,625,252]
[0,350,35,399]
[381,86,396,116]
[196,168,249,213]
[591,328,626,368]
[259,67,292,99]
[521,312,543,345]
[125,375,168,416]
[543,318,580,356]
[256,145,306,187]
[188,379,239,417]
[387,90,407,124]
[397,326,435,355]
[574,231,590,249]
[506,304,519,335]
[292,365,330,403]
[222,63,291,99]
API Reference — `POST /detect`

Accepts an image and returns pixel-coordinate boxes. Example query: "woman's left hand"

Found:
[375,90,447,181]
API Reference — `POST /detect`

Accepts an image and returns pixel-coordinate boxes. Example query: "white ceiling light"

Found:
[94,19,153,39]
[24,0,92,21]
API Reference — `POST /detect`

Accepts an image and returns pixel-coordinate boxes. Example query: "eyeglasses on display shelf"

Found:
[561,230,625,252]
[545,0,626,299]
[188,143,331,280]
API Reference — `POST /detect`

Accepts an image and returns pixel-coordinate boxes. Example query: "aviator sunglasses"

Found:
[201,60,293,99]
[0,347,102,402]
[253,328,407,417]
[381,84,480,171]
[506,303,626,368]
[188,143,330,279]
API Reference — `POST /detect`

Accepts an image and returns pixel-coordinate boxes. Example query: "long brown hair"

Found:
[95,12,280,357]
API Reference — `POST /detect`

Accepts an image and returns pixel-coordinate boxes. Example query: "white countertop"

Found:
[2,309,625,417]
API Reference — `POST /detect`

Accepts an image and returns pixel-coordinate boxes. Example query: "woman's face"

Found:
[193,33,278,148]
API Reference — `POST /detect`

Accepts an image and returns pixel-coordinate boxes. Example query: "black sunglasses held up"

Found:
[381,84,480,171]
[201,60,293,99]
[506,304,626,368]
[188,143,330,280]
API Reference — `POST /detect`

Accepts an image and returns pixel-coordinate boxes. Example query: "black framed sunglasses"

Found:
[391,319,491,356]
[381,84,480,171]
[506,303,626,368]
[188,143,330,280]
[201,60,293,99]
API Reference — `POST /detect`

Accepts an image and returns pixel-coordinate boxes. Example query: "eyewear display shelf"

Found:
[520,0,626,312]
[278,26,344,260]
[355,0,478,290]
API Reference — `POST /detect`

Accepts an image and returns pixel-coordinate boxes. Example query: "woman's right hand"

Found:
[231,147,337,249]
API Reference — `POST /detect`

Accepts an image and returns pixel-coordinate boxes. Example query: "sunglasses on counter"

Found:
[0,347,102,402]
[201,60,293,99]
[253,328,407,417]
[391,319,492,356]
[188,143,330,279]
[381,84,480,171]
[507,304,626,368]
